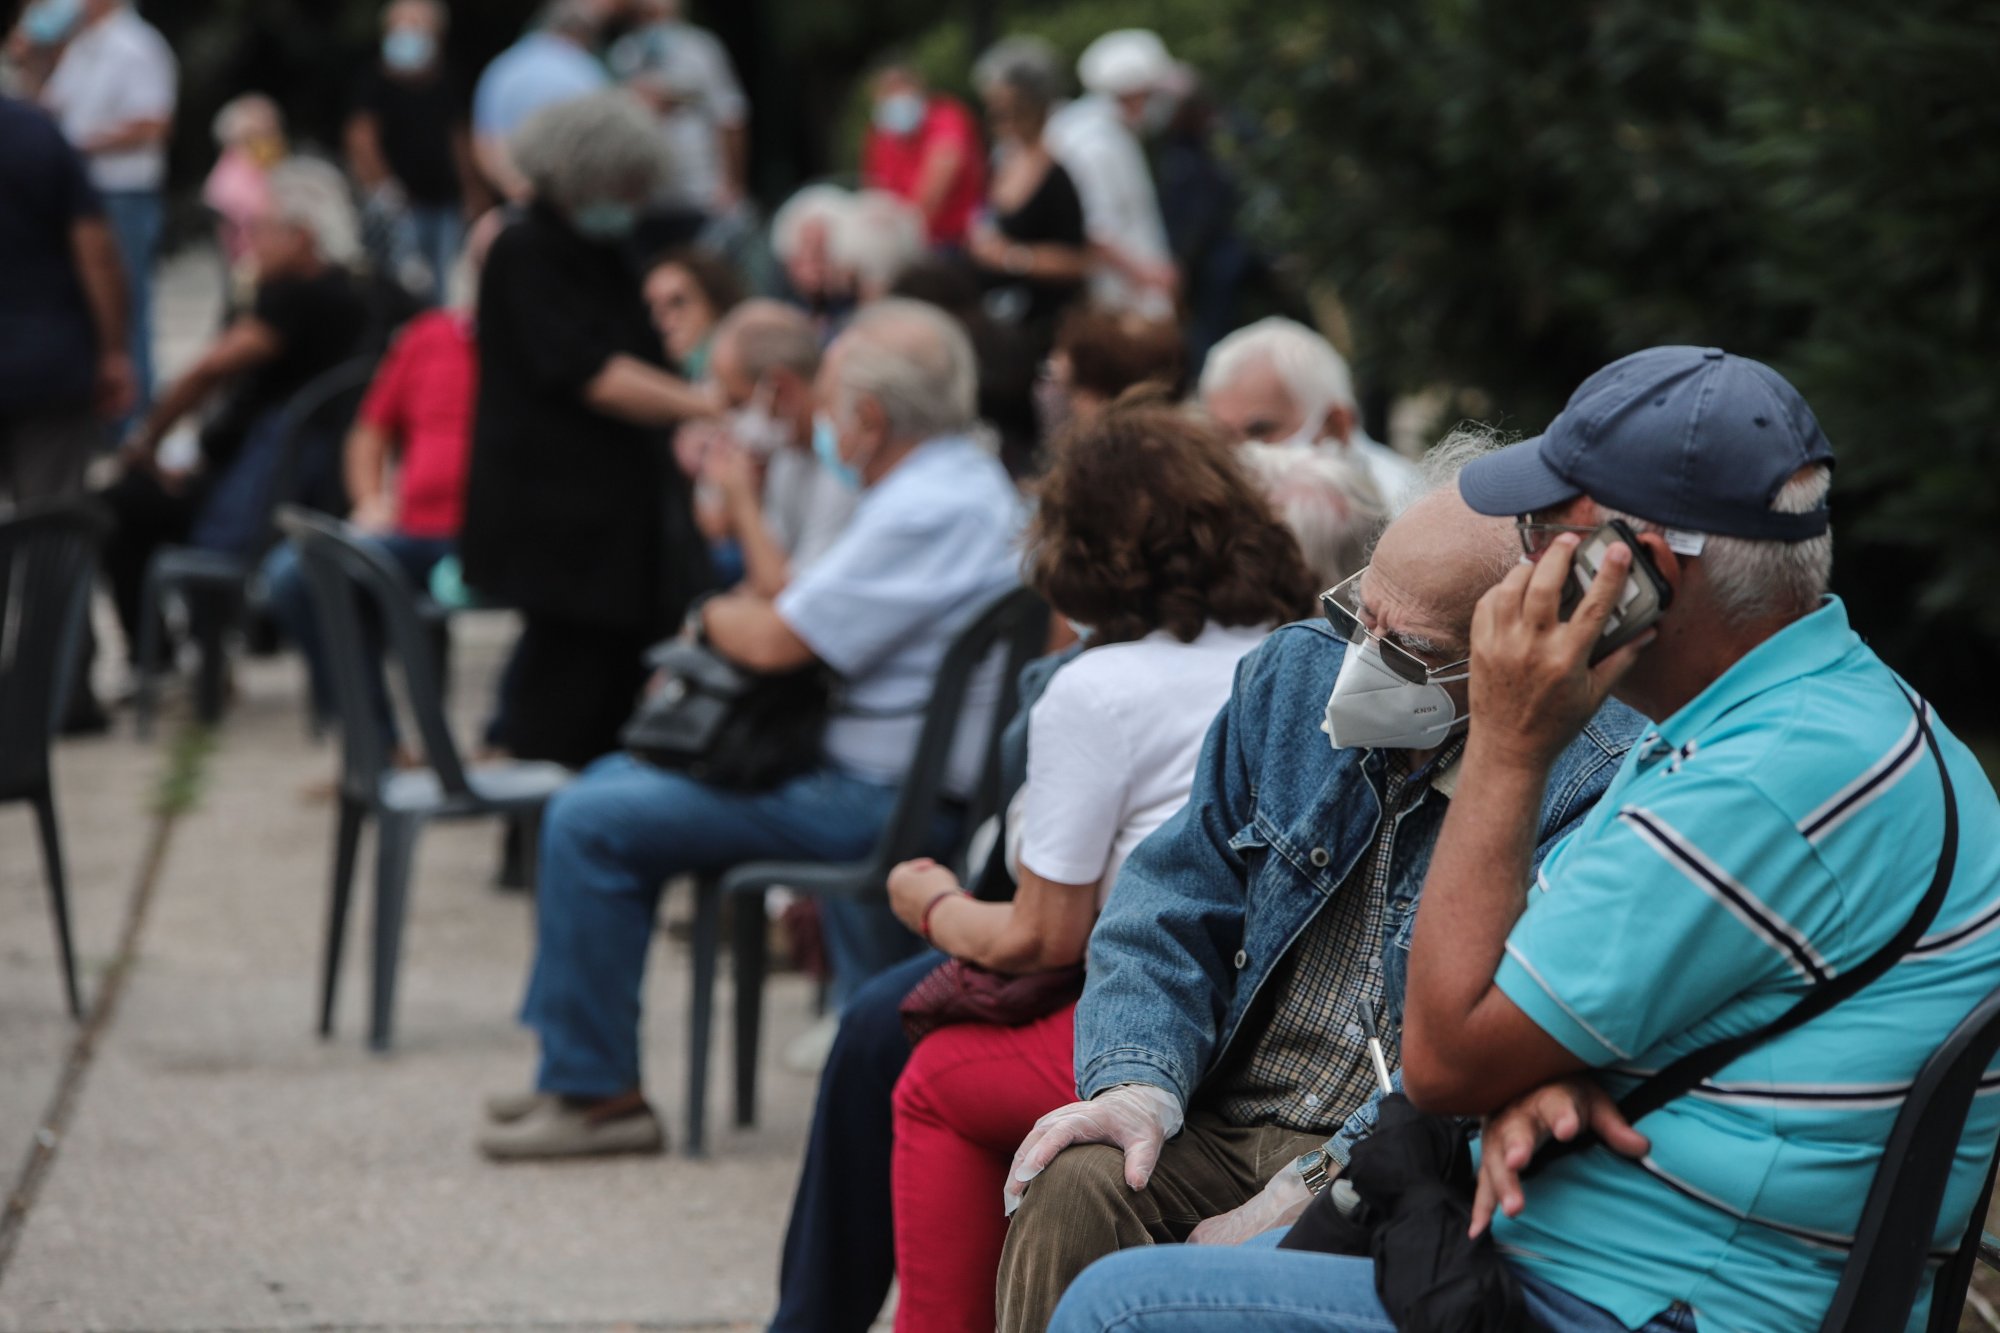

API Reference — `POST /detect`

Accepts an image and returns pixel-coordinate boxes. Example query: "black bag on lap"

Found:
[621,636,833,792]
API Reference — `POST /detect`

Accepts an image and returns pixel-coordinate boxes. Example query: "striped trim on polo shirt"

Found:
[1618,807,1833,983]
[1798,701,1930,843]
[1610,1066,2000,1112]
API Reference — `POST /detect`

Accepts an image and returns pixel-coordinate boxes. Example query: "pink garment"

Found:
[202,148,270,264]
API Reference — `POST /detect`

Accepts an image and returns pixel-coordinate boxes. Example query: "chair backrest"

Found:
[275,507,471,803]
[1818,976,2000,1332]
[0,502,106,800]
[255,358,376,557]
[862,585,1048,882]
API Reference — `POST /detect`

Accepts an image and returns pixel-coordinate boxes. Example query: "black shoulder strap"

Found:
[1613,687,1959,1127]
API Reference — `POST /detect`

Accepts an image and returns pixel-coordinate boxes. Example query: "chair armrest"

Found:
[720,859,880,902]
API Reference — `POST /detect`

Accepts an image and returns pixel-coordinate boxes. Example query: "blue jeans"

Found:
[521,755,932,1098]
[406,203,463,306]
[101,190,162,414]
[261,532,453,730]
[770,948,942,1333]
[1049,1241,1698,1333]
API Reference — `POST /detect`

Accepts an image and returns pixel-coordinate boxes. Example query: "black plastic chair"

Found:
[135,358,375,736]
[1818,977,2000,1331]
[277,508,571,1051]
[0,501,109,1018]
[678,585,1047,1155]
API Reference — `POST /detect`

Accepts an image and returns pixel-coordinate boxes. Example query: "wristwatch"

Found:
[1294,1147,1335,1196]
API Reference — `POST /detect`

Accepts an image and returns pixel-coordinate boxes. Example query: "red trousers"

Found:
[889,1001,1078,1333]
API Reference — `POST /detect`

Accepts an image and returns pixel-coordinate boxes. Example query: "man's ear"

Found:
[1322,401,1356,447]
[1632,529,1686,603]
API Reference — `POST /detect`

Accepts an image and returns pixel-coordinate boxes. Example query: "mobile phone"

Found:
[1558,520,1673,664]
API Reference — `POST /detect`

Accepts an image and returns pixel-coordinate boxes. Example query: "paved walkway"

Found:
[0,252,827,1332]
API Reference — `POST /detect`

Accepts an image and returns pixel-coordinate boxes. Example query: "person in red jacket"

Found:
[860,63,986,249]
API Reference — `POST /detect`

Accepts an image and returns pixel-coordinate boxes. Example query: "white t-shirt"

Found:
[1044,96,1172,319]
[43,7,177,192]
[762,444,856,573]
[1009,622,1268,903]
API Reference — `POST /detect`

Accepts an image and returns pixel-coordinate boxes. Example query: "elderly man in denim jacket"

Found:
[993,434,1646,1332]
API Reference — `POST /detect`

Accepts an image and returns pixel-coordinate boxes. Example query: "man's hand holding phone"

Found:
[1469,532,1657,774]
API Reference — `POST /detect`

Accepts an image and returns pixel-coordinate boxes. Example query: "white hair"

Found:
[770,183,853,263]
[266,158,361,267]
[1603,465,1833,625]
[830,190,927,298]
[1380,423,1519,584]
[836,298,978,443]
[1237,442,1388,589]
[510,91,674,215]
[211,93,281,148]
[1077,29,1174,96]
[1200,317,1357,437]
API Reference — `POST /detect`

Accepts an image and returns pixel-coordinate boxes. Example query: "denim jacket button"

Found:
[1233,949,1249,970]
[1309,847,1331,868]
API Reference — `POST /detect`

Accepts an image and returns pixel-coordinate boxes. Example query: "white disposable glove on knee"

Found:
[1004,1084,1185,1217]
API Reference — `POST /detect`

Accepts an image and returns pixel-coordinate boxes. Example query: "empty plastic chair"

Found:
[0,501,109,1018]
[276,507,570,1051]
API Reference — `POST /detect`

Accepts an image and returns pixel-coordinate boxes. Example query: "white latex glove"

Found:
[1186,1157,1317,1245]
[1004,1084,1184,1217]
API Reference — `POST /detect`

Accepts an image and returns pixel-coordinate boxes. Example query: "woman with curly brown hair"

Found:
[873,396,1318,1333]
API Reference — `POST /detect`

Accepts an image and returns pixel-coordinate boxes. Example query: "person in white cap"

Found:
[1044,29,1177,319]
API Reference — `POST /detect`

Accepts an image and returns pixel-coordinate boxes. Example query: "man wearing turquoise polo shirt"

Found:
[1046,347,2000,1333]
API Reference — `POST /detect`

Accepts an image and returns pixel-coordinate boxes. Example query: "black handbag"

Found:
[621,635,834,792]
[1283,689,1960,1333]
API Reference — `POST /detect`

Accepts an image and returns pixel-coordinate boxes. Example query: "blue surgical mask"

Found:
[873,92,926,137]
[382,28,438,73]
[813,414,860,489]
[572,201,639,242]
[21,0,81,45]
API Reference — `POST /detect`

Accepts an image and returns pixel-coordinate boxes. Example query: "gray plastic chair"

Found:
[679,585,1048,1155]
[276,507,570,1051]
[0,501,108,1018]
[135,358,374,736]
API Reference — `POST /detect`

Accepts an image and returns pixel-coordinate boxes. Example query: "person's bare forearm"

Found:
[583,355,714,427]
[451,126,494,214]
[342,421,394,509]
[346,114,393,191]
[914,145,960,221]
[474,135,530,203]
[720,123,748,199]
[71,216,129,362]
[1404,743,1545,1087]
[133,364,217,453]
[86,116,170,155]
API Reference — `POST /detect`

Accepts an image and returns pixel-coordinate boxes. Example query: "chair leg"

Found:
[193,590,231,725]
[367,812,421,1052]
[319,796,367,1037]
[32,787,84,1020]
[135,568,164,740]
[732,887,768,1129]
[686,876,720,1158]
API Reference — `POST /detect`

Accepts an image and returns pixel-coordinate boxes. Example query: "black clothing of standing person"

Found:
[459,93,718,769]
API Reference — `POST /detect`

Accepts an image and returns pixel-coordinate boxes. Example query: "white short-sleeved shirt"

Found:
[43,7,177,192]
[762,444,856,574]
[472,32,608,140]
[1044,96,1172,319]
[776,436,1025,795]
[1010,623,1268,902]
[608,20,748,210]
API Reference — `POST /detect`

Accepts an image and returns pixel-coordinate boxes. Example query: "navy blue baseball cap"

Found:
[1459,346,1834,541]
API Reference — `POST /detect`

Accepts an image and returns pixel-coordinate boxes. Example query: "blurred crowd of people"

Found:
[7,6,1999,1333]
